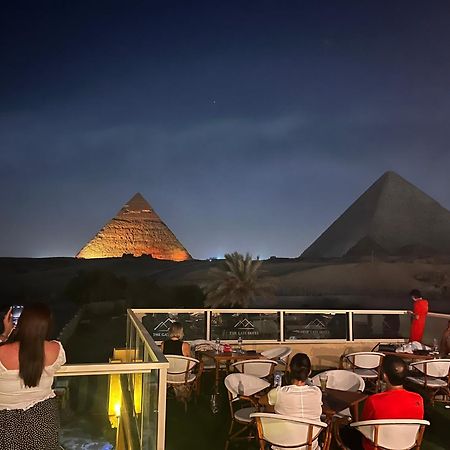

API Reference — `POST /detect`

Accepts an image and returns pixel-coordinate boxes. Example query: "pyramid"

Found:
[301,171,450,258]
[76,193,191,261]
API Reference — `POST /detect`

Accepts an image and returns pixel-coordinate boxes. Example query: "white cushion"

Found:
[353,368,378,378]
[225,373,270,399]
[235,406,257,423]
[311,370,365,392]
[406,376,448,388]
[232,359,277,378]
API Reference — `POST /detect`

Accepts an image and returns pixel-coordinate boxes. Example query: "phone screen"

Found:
[11,305,24,326]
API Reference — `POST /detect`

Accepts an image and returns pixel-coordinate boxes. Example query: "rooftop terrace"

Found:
[57,306,450,449]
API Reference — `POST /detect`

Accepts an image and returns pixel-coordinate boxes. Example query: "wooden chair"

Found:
[311,369,365,418]
[261,346,292,373]
[342,352,384,392]
[166,355,201,411]
[224,373,270,450]
[350,419,430,449]
[407,359,450,404]
[250,412,330,450]
[231,359,277,379]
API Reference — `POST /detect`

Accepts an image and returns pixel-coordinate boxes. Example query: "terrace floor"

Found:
[165,371,450,450]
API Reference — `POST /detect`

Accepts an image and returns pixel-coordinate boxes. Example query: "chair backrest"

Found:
[224,373,270,398]
[231,359,277,378]
[345,352,384,370]
[410,359,450,378]
[251,412,327,449]
[351,419,430,450]
[166,355,199,384]
[261,346,292,362]
[311,369,365,392]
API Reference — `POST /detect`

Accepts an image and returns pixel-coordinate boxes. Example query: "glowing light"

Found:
[114,402,121,418]
[108,359,122,429]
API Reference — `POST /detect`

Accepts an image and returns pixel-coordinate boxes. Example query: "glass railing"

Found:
[423,312,450,347]
[55,309,168,450]
[132,307,450,346]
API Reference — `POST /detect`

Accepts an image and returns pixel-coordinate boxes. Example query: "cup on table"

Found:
[319,373,328,391]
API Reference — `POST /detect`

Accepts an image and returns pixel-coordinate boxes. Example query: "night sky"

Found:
[1,1,450,259]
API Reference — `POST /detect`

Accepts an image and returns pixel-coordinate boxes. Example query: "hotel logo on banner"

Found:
[234,318,255,330]
[230,317,258,337]
[153,317,175,338]
[298,317,330,338]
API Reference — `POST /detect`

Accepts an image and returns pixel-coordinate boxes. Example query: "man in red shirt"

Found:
[409,289,428,343]
[360,355,424,450]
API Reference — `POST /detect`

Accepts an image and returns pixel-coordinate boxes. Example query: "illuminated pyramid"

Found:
[301,171,450,258]
[76,193,191,261]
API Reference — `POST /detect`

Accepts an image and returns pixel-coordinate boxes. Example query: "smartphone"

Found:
[11,305,24,326]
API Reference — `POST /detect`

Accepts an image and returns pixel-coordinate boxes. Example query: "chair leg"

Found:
[224,419,235,450]
[322,424,332,450]
[332,417,352,450]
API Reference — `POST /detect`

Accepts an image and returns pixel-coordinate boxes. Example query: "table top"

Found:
[380,350,434,361]
[322,388,368,415]
[198,349,262,361]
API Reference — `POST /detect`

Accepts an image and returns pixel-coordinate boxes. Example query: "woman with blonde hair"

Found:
[161,321,190,357]
[0,303,66,449]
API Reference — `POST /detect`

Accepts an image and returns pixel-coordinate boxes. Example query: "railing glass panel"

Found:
[284,312,348,340]
[423,314,449,347]
[352,312,410,340]
[210,311,280,341]
[139,312,206,342]
[56,374,119,450]
[55,365,161,450]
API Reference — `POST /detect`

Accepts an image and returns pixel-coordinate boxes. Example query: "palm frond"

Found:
[201,252,274,308]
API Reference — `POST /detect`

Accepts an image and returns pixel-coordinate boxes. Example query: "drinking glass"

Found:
[215,337,221,354]
[319,373,328,391]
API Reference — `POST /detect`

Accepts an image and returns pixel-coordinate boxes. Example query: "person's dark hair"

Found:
[410,289,422,298]
[15,303,53,388]
[382,355,408,386]
[289,353,311,382]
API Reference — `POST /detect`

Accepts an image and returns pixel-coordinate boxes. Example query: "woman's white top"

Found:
[0,340,66,410]
[268,384,322,421]
[268,384,323,450]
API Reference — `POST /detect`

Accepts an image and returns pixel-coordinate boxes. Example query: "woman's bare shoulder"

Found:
[44,340,62,363]
[182,341,191,357]
[0,342,17,354]
[0,342,19,369]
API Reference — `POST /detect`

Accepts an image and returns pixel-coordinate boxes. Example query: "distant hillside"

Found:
[1,256,450,312]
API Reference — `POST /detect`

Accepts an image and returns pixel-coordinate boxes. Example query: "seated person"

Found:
[161,322,190,357]
[359,355,424,450]
[260,353,322,421]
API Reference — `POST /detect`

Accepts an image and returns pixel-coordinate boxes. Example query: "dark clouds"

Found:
[1,1,450,258]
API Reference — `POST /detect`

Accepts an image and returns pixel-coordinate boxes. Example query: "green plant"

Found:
[202,252,274,308]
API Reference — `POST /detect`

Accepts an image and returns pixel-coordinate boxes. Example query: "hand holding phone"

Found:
[11,305,24,326]
[1,307,14,341]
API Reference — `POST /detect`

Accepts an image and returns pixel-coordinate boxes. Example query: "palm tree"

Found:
[202,252,274,308]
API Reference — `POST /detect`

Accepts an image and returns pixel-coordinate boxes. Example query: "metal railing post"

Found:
[206,310,211,341]
[348,311,353,341]
[280,311,284,342]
